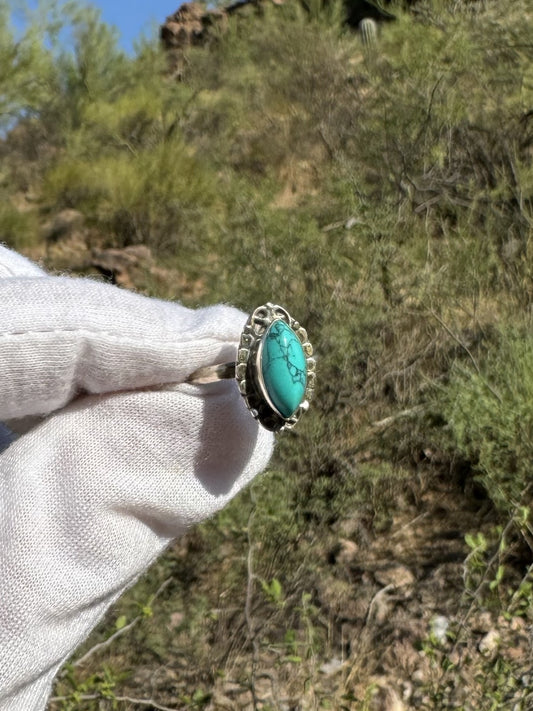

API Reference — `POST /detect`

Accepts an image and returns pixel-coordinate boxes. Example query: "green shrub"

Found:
[0,199,39,251]
[0,0,55,129]
[43,135,223,255]
[442,329,533,514]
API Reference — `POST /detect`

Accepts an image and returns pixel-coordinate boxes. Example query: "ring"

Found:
[186,303,316,431]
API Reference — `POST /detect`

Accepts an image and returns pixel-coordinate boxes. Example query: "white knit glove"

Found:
[0,245,274,710]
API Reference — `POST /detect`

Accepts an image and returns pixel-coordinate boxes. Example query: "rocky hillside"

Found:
[1,0,532,708]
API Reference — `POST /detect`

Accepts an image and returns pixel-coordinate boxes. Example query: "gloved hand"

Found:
[0,244,274,710]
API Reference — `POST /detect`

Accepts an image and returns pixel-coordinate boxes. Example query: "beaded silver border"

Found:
[235,303,315,432]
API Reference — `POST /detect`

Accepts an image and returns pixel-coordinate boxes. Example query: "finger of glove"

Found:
[0,274,246,420]
[0,383,274,703]
[0,244,47,278]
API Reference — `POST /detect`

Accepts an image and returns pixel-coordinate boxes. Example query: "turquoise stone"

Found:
[260,319,307,418]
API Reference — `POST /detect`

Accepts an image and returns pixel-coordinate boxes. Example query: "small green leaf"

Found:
[192,688,211,703]
[489,564,505,591]
[465,533,476,549]
[270,578,282,602]
[261,578,283,604]
[115,615,127,630]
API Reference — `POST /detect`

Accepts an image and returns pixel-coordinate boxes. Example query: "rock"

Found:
[431,615,449,644]
[375,565,415,588]
[449,647,464,666]
[412,668,426,684]
[335,515,367,540]
[336,538,359,565]
[478,629,500,656]
[46,231,90,270]
[504,641,528,663]
[510,616,526,631]
[160,2,228,79]
[472,611,493,633]
[401,681,413,702]
[368,683,405,711]
[90,245,154,287]
[208,692,234,709]
[501,237,523,263]
[160,3,211,49]
[385,638,423,673]
[42,209,84,242]
[320,657,344,676]
[168,611,184,630]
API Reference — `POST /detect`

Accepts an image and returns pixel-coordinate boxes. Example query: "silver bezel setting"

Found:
[236,303,316,432]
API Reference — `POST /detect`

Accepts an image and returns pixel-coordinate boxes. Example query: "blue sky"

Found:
[11,1,183,54]
[89,0,181,53]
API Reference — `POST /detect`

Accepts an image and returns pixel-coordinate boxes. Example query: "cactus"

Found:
[359,17,378,54]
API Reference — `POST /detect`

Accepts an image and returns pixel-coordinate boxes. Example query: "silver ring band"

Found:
[186,362,236,384]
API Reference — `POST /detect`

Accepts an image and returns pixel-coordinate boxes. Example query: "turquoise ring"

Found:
[186,303,316,431]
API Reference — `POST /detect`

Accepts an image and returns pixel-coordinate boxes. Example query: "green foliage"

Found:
[114,615,127,631]
[0,197,39,250]
[56,5,126,104]
[0,0,55,127]
[261,577,284,606]
[44,134,222,254]
[3,0,533,707]
[56,664,123,710]
[442,331,533,513]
